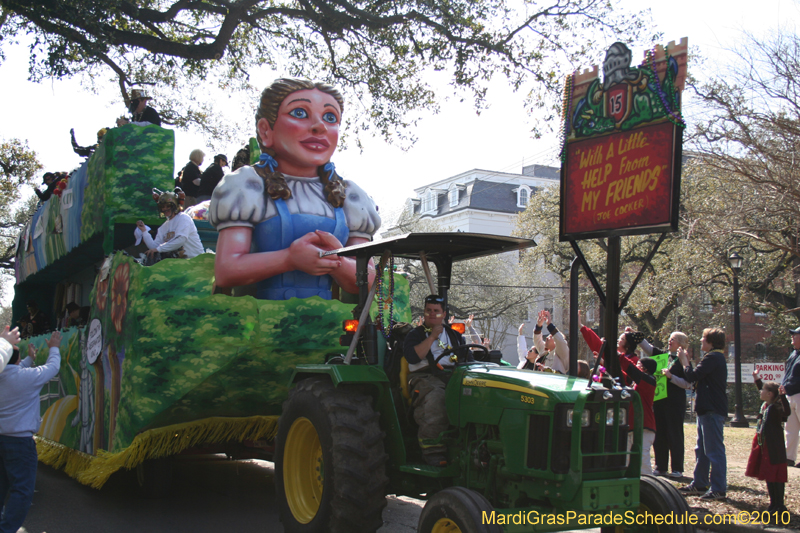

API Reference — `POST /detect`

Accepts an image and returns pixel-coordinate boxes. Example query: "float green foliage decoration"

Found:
[85,252,410,452]
[34,249,410,482]
[80,125,174,247]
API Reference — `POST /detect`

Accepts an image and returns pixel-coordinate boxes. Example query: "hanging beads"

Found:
[559,73,575,162]
[375,254,395,341]
[644,46,686,128]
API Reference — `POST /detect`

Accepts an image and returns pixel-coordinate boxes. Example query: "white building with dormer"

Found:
[406,164,558,235]
[391,164,568,362]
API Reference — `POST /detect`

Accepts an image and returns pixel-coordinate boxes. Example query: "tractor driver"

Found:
[403,294,465,467]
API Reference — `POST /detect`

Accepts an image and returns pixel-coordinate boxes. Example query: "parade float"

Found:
[12,122,410,493]
[12,55,697,532]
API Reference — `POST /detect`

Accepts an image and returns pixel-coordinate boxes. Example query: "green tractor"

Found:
[273,232,693,533]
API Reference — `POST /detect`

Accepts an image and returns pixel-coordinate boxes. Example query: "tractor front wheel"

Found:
[418,487,503,533]
[601,475,695,533]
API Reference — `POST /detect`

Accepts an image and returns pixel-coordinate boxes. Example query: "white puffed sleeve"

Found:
[209,167,268,230]
[343,180,381,240]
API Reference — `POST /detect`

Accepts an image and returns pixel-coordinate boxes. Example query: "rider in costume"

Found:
[209,78,380,300]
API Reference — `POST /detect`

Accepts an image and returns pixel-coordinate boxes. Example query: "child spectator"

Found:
[745,372,788,514]
[619,354,657,475]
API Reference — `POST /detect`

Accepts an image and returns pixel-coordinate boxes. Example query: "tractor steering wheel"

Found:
[434,343,490,365]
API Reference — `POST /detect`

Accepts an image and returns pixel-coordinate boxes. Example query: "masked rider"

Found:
[135,188,204,265]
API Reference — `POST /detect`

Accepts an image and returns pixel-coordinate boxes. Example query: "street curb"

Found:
[693,509,795,533]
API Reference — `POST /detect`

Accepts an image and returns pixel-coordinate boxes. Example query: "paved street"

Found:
[21,456,424,533]
[20,457,723,533]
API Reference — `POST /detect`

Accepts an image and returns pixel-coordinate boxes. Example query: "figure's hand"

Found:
[780,385,787,395]
[47,331,62,349]
[577,309,584,328]
[136,220,146,231]
[677,347,689,365]
[0,326,21,347]
[536,310,545,327]
[116,117,130,127]
[312,230,345,252]
[430,324,444,338]
[146,248,159,257]
[414,316,423,327]
[482,338,491,348]
[543,310,551,325]
[624,326,633,333]
[518,323,525,335]
[288,232,342,276]
[466,314,474,328]
[448,316,455,324]
[663,368,673,379]
[28,343,36,359]
[753,369,760,379]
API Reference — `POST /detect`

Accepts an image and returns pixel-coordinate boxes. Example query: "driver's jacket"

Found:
[403,325,465,373]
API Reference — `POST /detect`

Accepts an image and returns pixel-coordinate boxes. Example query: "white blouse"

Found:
[209,166,381,240]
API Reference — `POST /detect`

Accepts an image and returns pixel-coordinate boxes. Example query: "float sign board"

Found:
[559,39,688,241]
[561,121,681,239]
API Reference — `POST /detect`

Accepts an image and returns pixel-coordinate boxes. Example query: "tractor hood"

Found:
[465,365,589,397]
[451,364,593,427]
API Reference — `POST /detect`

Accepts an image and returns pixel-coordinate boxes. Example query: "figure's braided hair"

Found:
[254,78,346,207]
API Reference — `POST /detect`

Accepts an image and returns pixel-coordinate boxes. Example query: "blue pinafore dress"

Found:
[251,198,348,300]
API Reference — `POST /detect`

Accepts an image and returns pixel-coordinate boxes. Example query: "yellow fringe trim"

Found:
[35,415,279,489]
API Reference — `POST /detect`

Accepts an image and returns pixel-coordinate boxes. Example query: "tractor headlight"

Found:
[606,407,615,426]
[566,408,590,428]
[618,407,627,426]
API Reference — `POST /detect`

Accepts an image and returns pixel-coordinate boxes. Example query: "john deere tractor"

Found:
[273,232,693,533]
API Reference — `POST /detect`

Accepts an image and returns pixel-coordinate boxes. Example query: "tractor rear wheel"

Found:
[275,377,388,533]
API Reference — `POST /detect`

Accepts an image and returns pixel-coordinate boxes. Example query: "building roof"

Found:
[410,166,559,218]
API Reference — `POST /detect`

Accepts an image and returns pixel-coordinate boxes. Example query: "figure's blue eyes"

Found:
[287,107,338,123]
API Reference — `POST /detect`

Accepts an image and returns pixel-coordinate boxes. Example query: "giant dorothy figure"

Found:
[209,79,380,299]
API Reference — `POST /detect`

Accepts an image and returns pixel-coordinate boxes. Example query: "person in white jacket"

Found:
[530,310,569,374]
[0,328,62,532]
[135,188,204,264]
